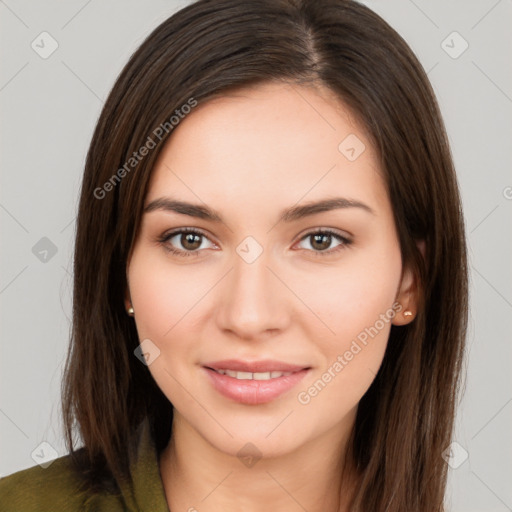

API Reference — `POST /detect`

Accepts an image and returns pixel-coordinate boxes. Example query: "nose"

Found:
[215,248,290,341]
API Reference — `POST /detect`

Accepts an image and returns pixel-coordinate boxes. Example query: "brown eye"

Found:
[297,229,352,256]
[310,233,333,251]
[158,228,215,257]
[180,232,202,251]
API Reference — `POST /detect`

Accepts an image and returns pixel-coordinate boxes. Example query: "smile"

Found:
[203,364,310,405]
[210,369,293,380]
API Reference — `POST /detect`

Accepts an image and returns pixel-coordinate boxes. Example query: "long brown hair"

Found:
[62,0,468,510]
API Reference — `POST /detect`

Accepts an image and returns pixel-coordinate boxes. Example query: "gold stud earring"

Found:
[403,310,413,317]
[127,306,135,316]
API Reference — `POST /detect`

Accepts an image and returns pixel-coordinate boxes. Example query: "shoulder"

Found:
[0,453,85,511]
[0,453,124,512]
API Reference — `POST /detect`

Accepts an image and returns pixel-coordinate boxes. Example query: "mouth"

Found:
[208,368,296,380]
[202,359,311,405]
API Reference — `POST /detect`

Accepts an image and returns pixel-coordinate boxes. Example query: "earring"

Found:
[127,306,134,316]
[403,310,413,317]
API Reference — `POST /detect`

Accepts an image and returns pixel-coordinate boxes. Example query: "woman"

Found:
[0,0,468,510]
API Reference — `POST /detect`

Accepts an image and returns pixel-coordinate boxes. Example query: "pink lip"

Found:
[202,360,310,405]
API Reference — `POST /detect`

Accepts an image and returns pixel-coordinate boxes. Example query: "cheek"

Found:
[128,250,210,404]
[291,239,402,410]
[298,245,402,344]
[294,257,400,413]
[128,249,210,340]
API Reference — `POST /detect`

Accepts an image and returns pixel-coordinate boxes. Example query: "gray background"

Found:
[1,1,511,510]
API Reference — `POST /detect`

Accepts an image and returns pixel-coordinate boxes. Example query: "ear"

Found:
[124,255,133,312]
[124,287,132,312]
[392,240,425,326]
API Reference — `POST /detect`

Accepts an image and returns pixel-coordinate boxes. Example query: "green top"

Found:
[0,419,170,512]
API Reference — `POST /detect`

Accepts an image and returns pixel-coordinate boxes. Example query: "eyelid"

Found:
[297,226,353,242]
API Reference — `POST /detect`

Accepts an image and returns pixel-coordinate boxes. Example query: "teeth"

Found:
[253,372,271,380]
[215,369,293,380]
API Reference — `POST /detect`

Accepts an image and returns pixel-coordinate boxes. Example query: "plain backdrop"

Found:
[1,1,511,510]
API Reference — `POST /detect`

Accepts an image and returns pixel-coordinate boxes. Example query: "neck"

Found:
[159,410,358,512]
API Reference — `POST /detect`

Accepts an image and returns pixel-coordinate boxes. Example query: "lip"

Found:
[202,359,310,405]
[204,359,308,373]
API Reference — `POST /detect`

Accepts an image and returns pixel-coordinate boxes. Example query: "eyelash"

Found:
[157,227,353,259]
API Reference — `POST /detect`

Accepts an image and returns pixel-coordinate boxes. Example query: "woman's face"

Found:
[126,81,416,458]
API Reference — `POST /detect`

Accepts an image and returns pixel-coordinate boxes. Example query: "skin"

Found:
[125,81,418,512]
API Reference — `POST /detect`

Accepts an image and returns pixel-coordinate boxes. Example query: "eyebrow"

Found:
[143,196,375,223]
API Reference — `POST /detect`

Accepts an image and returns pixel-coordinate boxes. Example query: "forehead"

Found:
[145,81,387,219]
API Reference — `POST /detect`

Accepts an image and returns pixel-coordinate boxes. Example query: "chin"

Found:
[195,414,316,459]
